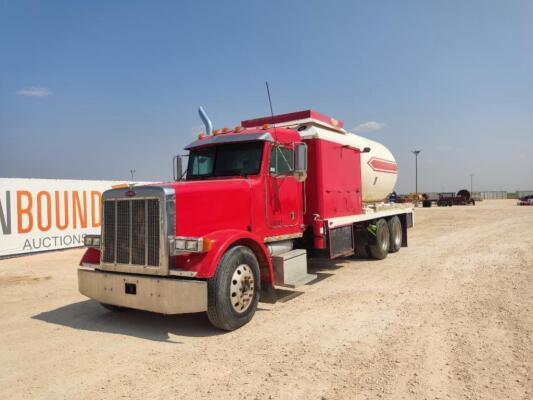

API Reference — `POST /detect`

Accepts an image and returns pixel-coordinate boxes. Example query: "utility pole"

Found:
[130,169,136,181]
[412,150,421,205]
[469,173,474,193]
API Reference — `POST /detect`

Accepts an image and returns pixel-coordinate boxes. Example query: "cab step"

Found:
[272,249,316,288]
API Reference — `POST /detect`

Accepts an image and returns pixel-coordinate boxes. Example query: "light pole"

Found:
[412,150,421,205]
[130,169,136,181]
[469,173,474,193]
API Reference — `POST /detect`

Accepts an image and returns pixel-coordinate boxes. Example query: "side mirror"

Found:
[293,142,308,182]
[173,155,183,181]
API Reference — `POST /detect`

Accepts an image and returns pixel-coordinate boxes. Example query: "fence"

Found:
[473,191,507,200]
[516,190,533,199]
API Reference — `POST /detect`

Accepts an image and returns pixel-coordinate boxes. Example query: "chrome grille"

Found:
[102,198,160,267]
[116,201,130,264]
[131,200,146,265]
[147,199,160,266]
[102,202,115,263]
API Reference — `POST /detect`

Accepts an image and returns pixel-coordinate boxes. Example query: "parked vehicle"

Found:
[518,194,533,206]
[437,189,475,206]
[78,110,413,330]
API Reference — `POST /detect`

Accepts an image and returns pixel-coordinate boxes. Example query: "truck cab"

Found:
[79,125,310,330]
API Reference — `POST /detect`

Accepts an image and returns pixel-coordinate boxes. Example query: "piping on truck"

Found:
[78,109,414,331]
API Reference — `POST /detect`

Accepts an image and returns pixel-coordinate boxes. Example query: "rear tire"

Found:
[369,219,390,260]
[388,216,402,253]
[207,246,260,331]
[100,303,128,312]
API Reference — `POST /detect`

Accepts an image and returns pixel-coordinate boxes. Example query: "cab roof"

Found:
[185,127,300,150]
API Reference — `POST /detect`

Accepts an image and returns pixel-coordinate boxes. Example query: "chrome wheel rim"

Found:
[230,264,255,313]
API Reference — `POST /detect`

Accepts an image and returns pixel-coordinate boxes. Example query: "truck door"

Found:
[266,144,301,228]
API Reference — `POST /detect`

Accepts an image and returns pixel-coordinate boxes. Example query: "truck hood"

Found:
[170,179,252,237]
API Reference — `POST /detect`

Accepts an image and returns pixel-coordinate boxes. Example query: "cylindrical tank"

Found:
[342,132,398,203]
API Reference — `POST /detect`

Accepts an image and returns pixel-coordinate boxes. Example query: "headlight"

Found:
[175,239,187,250]
[84,235,101,248]
[185,240,198,251]
[173,237,212,254]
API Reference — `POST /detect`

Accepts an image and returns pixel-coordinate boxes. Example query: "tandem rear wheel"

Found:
[369,219,390,260]
[207,245,261,331]
[356,216,403,260]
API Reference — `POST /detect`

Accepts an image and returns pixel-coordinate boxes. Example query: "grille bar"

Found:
[147,199,160,266]
[102,198,160,267]
[131,200,146,265]
[102,201,115,263]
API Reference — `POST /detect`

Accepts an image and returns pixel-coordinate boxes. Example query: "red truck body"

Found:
[78,110,413,330]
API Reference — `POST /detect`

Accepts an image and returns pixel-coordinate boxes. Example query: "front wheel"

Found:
[207,246,260,331]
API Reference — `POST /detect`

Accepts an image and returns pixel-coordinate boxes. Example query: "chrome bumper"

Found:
[78,269,207,314]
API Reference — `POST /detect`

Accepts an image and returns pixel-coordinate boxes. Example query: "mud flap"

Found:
[259,284,277,304]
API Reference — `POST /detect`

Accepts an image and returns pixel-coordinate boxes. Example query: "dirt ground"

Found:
[0,199,531,400]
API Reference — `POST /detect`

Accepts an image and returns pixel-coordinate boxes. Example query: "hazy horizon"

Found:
[1,1,532,193]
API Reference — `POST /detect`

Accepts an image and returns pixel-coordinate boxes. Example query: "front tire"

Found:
[369,219,390,260]
[207,246,260,331]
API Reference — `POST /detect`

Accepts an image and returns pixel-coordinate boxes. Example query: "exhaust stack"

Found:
[198,106,213,136]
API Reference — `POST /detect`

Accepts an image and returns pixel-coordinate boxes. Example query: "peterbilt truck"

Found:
[78,109,413,330]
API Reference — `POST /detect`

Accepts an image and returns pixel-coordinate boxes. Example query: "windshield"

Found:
[186,142,264,180]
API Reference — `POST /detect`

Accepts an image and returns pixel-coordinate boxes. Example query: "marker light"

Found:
[261,123,270,129]
[222,127,229,133]
[198,132,205,139]
[213,129,221,136]
[234,126,242,132]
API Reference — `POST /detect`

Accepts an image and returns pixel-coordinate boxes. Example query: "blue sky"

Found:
[1,0,532,193]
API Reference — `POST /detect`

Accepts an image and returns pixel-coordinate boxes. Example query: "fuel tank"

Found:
[341,132,398,203]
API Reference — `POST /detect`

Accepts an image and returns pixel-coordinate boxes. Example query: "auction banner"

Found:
[0,178,144,257]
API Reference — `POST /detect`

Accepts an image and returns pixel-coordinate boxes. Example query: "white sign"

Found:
[0,178,142,257]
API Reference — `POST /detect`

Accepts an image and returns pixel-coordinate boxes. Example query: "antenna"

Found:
[265,81,275,126]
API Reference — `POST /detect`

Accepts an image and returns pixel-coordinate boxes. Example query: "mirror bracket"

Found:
[173,155,183,181]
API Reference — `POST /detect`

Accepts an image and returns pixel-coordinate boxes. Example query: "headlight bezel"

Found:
[173,236,211,254]
[84,234,101,248]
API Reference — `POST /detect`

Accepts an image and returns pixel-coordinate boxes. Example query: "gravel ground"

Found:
[0,199,531,400]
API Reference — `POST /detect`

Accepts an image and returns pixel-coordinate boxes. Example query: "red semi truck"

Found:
[78,110,413,330]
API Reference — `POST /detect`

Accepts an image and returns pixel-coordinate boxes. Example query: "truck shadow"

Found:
[32,300,222,342]
[32,258,357,342]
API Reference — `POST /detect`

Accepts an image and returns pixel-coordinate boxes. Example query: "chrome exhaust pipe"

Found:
[198,106,213,136]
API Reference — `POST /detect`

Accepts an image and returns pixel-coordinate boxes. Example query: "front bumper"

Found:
[78,269,207,314]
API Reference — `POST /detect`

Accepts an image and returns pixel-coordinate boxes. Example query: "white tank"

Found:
[297,124,398,203]
[342,133,398,203]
